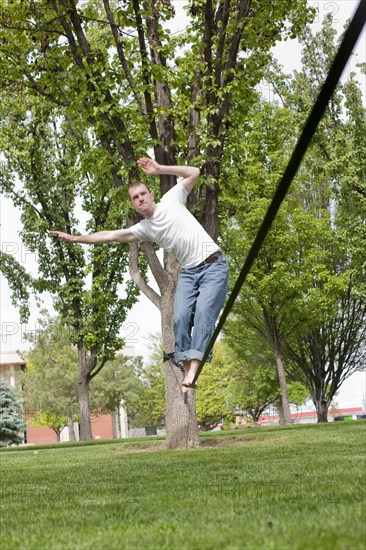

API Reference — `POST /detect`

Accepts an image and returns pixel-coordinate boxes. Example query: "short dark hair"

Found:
[127,181,152,198]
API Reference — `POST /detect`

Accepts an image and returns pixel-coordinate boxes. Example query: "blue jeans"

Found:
[173,254,229,363]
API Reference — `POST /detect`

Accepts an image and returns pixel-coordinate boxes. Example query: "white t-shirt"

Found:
[129,182,219,268]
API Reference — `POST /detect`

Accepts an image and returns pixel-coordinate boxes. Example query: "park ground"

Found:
[1,421,365,550]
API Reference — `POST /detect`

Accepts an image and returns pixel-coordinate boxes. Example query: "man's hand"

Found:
[137,157,161,175]
[49,231,75,243]
[137,156,200,193]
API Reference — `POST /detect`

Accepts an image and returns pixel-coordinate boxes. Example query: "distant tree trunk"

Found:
[265,312,292,425]
[67,405,77,441]
[277,397,285,425]
[274,352,291,425]
[273,329,292,425]
[316,401,329,422]
[52,429,62,443]
[313,390,329,422]
[252,404,269,423]
[77,343,93,440]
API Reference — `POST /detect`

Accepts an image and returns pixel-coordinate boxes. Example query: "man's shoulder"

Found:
[161,181,188,203]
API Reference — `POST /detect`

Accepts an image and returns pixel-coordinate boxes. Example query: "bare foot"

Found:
[182,359,200,390]
[182,373,196,387]
[182,380,197,394]
[181,360,191,377]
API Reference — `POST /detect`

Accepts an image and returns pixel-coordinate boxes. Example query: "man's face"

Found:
[129,183,155,217]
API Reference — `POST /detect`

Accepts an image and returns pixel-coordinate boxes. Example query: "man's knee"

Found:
[173,311,191,333]
[174,299,195,323]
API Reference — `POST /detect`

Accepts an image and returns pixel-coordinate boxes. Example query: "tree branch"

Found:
[132,0,159,142]
[128,243,161,310]
[143,0,176,167]
[102,0,148,120]
[62,0,91,57]
[50,0,84,69]
[140,241,168,291]
[214,0,231,88]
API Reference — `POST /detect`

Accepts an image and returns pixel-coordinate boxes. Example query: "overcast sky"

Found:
[1,0,365,407]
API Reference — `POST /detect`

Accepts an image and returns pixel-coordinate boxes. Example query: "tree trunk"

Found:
[54,430,61,443]
[67,404,77,441]
[77,343,93,440]
[277,397,285,425]
[273,333,292,425]
[310,371,329,423]
[161,256,200,449]
[314,396,329,423]
[164,358,200,449]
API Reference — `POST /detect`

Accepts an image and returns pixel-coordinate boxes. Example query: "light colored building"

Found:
[0,350,27,389]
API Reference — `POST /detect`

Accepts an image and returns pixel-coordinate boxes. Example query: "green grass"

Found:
[1,422,365,550]
[0,435,165,453]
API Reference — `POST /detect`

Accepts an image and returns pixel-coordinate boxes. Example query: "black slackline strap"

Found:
[163,351,185,373]
[192,0,366,387]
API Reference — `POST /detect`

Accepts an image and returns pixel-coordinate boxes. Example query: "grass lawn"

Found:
[1,421,365,550]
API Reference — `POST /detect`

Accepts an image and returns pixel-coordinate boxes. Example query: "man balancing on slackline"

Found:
[50,157,229,392]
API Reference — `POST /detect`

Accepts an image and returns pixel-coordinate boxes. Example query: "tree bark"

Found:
[314,390,329,423]
[273,329,292,425]
[161,253,200,449]
[77,343,93,440]
[277,397,285,425]
[263,311,292,425]
[67,404,77,441]
[316,400,329,422]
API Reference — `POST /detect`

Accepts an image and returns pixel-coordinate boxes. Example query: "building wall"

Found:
[26,424,59,445]
[0,354,26,389]
[23,414,115,445]
[91,413,114,440]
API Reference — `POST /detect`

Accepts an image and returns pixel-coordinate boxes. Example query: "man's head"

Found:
[128,182,156,218]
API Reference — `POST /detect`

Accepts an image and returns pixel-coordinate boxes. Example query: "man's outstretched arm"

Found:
[49,228,138,244]
[137,157,200,193]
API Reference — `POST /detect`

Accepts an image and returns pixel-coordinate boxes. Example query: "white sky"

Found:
[1,0,365,407]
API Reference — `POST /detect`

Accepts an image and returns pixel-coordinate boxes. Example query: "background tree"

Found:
[90,354,149,429]
[22,313,148,438]
[224,324,284,422]
[195,341,236,429]
[222,324,309,423]
[0,0,313,447]
[134,334,168,428]
[0,251,32,323]
[0,95,140,440]
[222,15,366,423]
[0,380,26,447]
[27,411,69,442]
[270,16,366,421]
[222,101,301,424]
[21,313,79,440]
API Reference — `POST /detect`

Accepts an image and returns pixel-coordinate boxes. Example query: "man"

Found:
[50,157,229,391]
